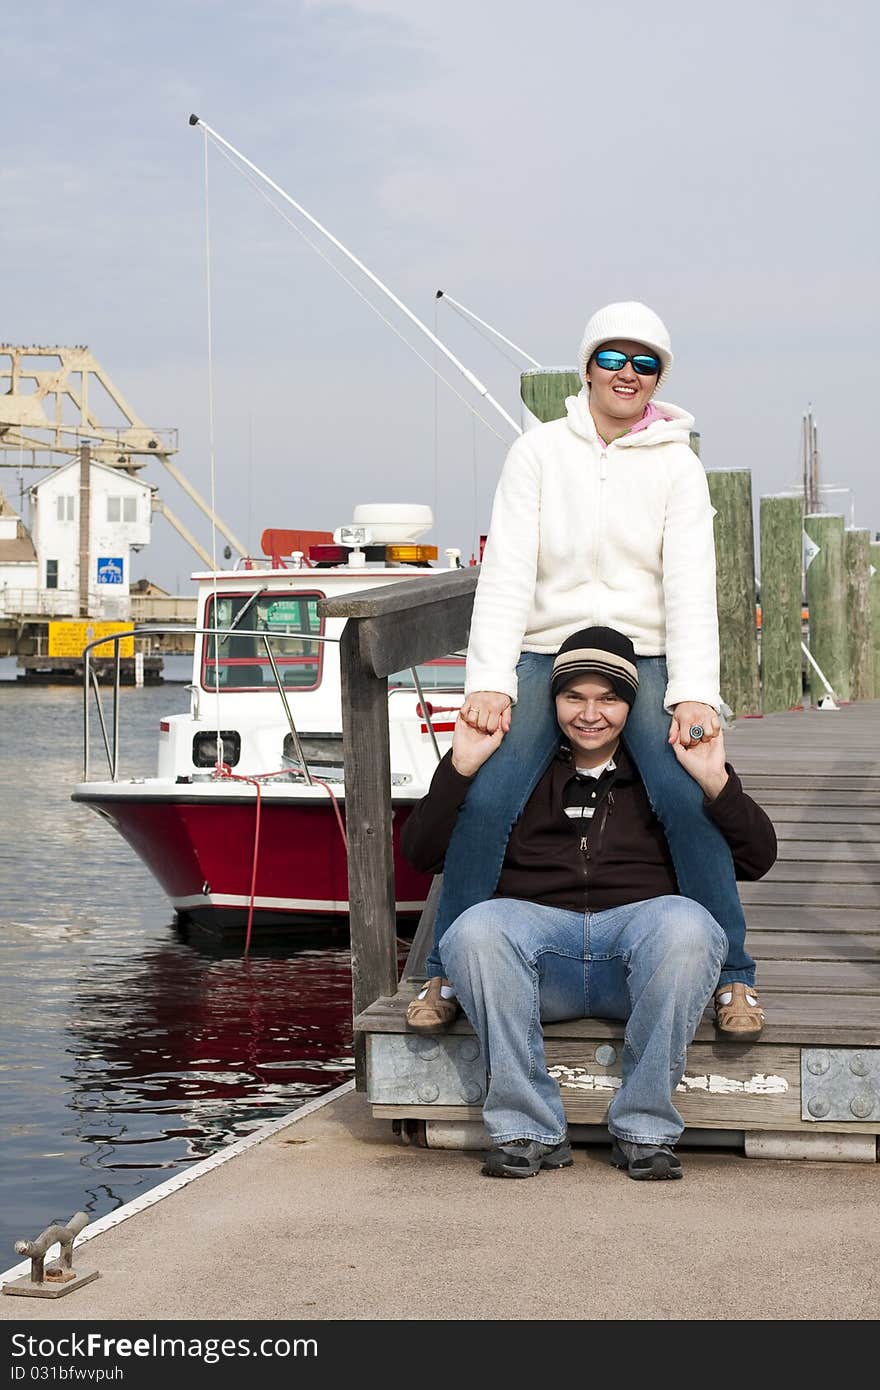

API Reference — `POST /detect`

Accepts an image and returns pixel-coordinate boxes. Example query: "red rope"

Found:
[310,776,348,851]
[211,764,349,953]
[213,762,263,954]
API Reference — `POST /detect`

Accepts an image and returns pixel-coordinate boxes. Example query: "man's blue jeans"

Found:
[440,895,727,1145]
[427,652,756,987]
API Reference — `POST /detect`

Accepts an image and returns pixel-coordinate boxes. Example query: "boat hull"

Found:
[73,785,432,934]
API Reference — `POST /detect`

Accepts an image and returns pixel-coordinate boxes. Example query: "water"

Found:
[0,668,357,1263]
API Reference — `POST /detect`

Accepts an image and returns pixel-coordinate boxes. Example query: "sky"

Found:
[2,0,878,589]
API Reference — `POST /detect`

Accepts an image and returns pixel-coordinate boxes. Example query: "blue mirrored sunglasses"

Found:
[593,349,660,377]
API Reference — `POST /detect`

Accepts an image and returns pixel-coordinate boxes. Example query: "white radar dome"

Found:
[351,504,433,544]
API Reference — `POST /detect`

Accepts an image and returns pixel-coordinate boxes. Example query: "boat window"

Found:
[388,656,465,691]
[201,592,325,691]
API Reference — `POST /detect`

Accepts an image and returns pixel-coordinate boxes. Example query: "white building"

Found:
[0,460,152,619]
[0,492,39,614]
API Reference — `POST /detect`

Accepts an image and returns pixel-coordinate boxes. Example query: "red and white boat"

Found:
[73,505,467,935]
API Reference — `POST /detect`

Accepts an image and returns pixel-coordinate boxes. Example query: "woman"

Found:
[407,300,763,1039]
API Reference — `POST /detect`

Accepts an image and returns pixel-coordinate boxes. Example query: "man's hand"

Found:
[451,711,505,778]
[671,728,729,800]
[668,700,720,749]
[460,690,513,735]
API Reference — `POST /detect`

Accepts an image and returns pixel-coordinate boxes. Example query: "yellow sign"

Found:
[48,621,135,659]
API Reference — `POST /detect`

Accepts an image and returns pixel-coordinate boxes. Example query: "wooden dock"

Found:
[321,573,880,1160]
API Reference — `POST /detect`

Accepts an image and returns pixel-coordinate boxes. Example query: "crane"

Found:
[0,344,246,564]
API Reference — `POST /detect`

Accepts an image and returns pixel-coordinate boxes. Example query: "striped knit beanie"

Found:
[550,626,640,707]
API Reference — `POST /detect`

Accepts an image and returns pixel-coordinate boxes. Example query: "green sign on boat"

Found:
[264,599,319,629]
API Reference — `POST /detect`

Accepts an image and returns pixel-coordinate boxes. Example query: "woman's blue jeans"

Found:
[427,652,756,987]
[441,895,727,1144]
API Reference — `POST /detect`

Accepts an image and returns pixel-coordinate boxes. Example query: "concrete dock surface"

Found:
[2,1085,878,1322]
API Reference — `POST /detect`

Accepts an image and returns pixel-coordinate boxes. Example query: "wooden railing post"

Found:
[844,528,874,700]
[520,368,580,424]
[337,618,398,1030]
[759,494,803,713]
[706,469,760,716]
[871,540,880,698]
[804,513,850,703]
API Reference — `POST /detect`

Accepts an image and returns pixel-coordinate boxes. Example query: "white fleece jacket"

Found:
[466,389,721,712]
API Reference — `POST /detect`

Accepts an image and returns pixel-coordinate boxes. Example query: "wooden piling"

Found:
[759,495,803,713]
[520,369,581,423]
[871,541,880,697]
[804,513,850,703]
[706,470,760,716]
[845,528,874,700]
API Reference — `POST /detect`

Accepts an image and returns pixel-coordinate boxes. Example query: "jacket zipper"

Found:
[579,832,590,911]
[579,786,613,913]
[594,447,608,614]
[597,791,613,853]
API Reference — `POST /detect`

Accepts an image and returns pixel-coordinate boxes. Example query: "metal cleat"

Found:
[3,1212,99,1298]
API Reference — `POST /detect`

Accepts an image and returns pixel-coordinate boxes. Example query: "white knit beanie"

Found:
[577,301,673,389]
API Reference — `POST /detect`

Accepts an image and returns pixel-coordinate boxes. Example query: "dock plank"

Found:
[751,791,880,807]
[739,882,880,907]
[747,932,880,960]
[357,986,880,1045]
[770,824,880,841]
[742,905,879,931]
[742,778,880,792]
[754,959,880,992]
[766,862,880,883]
[759,807,880,823]
[776,841,880,862]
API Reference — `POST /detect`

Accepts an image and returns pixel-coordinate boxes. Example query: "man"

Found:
[401,626,776,1181]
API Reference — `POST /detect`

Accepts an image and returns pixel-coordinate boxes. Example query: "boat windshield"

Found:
[388,657,465,691]
[202,592,324,691]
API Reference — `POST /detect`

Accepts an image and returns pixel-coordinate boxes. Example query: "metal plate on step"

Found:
[367,1033,486,1106]
[801,1048,880,1122]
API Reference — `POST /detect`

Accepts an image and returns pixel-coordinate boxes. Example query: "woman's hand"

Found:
[451,712,506,778]
[671,728,729,800]
[668,701,720,749]
[459,690,513,735]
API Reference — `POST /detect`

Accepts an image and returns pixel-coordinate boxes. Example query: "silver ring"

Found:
[689,724,704,741]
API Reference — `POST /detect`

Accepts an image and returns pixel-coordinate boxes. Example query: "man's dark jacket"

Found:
[401,743,777,914]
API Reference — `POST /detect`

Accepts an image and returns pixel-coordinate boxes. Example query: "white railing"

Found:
[0,589,131,620]
[130,594,198,623]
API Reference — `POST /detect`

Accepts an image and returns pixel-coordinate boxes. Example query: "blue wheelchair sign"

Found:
[96,556,124,585]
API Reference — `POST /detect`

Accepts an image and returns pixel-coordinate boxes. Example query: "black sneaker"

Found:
[610,1137,682,1181]
[482,1137,573,1179]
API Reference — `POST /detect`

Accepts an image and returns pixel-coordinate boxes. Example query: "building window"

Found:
[56,495,75,522]
[46,559,58,589]
[107,495,138,523]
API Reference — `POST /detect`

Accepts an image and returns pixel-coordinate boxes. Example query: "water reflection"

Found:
[0,680,357,1259]
[65,936,355,1163]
